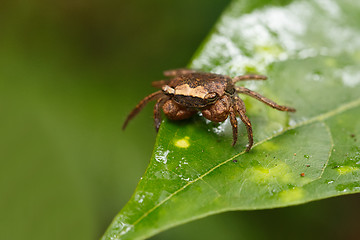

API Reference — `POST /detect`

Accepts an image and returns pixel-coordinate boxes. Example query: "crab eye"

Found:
[225,87,235,95]
[204,92,218,102]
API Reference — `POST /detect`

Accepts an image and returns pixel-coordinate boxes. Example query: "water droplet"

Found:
[134,191,154,205]
[154,169,177,180]
[324,178,335,184]
[212,120,228,135]
[155,148,171,164]
[114,221,134,237]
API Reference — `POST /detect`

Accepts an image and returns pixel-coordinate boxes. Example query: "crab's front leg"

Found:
[201,95,239,145]
[154,96,170,131]
[122,90,163,130]
[233,97,253,152]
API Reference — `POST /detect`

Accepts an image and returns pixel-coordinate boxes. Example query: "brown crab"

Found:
[123,69,296,151]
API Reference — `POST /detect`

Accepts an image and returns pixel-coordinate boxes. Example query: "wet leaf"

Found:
[103,0,360,239]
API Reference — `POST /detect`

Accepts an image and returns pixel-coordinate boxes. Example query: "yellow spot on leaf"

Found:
[279,187,304,203]
[249,162,292,184]
[175,137,190,148]
[337,166,359,175]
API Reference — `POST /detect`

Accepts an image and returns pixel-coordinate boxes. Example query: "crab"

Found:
[123,69,296,151]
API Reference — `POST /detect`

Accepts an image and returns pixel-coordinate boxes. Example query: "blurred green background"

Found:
[1,0,359,240]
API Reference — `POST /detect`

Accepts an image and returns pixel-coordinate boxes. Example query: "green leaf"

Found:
[103,0,360,239]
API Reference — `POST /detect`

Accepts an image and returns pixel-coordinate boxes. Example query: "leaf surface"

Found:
[103,0,360,239]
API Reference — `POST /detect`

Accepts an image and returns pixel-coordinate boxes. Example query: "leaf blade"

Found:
[103,0,360,239]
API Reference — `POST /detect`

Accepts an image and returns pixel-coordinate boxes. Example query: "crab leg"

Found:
[151,80,171,89]
[236,86,296,112]
[232,74,267,83]
[154,96,169,131]
[163,68,198,77]
[229,106,238,147]
[234,97,253,152]
[122,90,163,130]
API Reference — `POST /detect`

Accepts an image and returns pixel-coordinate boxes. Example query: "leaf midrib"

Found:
[122,97,360,238]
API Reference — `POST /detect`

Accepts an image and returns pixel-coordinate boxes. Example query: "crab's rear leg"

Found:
[122,90,163,130]
[234,97,253,152]
[236,86,296,112]
[232,74,267,83]
[152,69,199,88]
[151,80,171,89]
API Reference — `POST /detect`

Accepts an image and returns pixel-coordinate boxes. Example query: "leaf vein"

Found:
[318,121,334,180]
